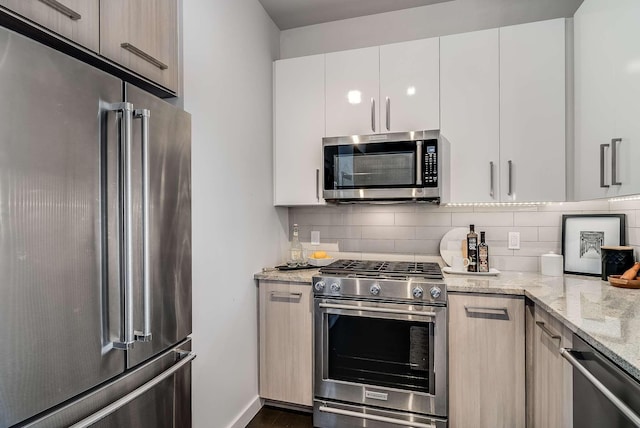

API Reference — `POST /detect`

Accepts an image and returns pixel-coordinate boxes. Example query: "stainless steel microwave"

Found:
[322,130,448,203]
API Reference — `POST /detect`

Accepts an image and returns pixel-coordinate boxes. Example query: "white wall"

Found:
[280,0,583,58]
[183,1,287,427]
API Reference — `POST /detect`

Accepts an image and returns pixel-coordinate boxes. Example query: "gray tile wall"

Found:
[290,200,640,272]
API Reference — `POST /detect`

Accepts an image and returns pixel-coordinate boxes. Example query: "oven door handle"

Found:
[560,348,640,427]
[319,405,436,428]
[319,302,436,318]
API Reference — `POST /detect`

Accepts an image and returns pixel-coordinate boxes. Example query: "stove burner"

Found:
[320,259,443,279]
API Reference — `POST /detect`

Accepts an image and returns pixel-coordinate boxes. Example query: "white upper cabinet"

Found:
[274,54,326,206]
[379,38,439,132]
[441,29,500,203]
[575,0,640,200]
[325,47,380,136]
[500,18,566,202]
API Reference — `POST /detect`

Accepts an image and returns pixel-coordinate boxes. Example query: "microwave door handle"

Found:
[416,141,423,186]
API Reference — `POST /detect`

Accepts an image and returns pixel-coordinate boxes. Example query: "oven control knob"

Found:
[369,284,381,296]
[314,281,326,292]
[412,287,424,298]
[430,286,442,299]
[330,282,341,293]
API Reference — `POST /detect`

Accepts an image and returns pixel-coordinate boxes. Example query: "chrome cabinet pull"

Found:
[270,291,303,299]
[120,43,169,70]
[561,348,640,427]
[490,161,495,198]
[536,321,560,341]
[69,351,196,428]
[38,0,81,20]
[110,102,135,350]
[319,405,435,428]
[600,143,610,188]
[385,96,391,131]
[370,98,376,132]
[134,109,152,343]
[507,160,513,196]
[611,138,622,186]
[416,140,423,186]
[316,168,320,202]
[320,302,436,318]
[465,306,509,316]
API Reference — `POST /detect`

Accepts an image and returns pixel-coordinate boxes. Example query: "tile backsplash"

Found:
[289,200,640,272]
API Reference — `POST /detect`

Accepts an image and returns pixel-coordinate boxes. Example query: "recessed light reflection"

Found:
[347,90,362,104]
[406,86,416,96]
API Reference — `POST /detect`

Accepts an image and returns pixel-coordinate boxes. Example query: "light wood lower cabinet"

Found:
[531,304,573,428]
[0,0,99,52]
[259,281,313,407]
[449,293,525,428]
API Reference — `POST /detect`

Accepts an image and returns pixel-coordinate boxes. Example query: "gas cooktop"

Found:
[319,259,443,280]
[314,259,446,303]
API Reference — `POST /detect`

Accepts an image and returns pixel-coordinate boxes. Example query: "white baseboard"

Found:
[227,395,264,428]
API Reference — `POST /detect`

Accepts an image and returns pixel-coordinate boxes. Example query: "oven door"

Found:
[314,298,447,417]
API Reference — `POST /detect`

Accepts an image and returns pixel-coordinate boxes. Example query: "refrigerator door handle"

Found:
[110,102,136,351]
[134,109,152,343]
[68,351,196,428]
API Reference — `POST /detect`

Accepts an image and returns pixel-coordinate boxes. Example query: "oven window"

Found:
[327,314,433,393]
[324,142,417,189]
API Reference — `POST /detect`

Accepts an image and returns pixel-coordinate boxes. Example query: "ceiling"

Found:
[258,0,455,30]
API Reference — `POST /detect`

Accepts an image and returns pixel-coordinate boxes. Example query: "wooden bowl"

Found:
[608,275,640,289]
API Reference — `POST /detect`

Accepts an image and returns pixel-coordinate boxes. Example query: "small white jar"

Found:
[541,252,563,276]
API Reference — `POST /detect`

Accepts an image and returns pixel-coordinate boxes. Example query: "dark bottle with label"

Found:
[467,224,478,272]
[478,231,489,272]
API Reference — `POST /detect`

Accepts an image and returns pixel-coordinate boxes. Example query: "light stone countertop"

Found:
[254,268,640,382]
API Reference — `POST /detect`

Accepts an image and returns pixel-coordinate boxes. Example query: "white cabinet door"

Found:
[609,0,640,197]
[274,55,325,206]
[500,19,566,202]
[325,47,379,137]
[379,38,439,133]
[574,0,617,200]
[441,29,500,203]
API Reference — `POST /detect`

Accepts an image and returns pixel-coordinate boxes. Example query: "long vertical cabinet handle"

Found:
[489,161,495,198]
[385,97,391,131]
[111,102,135,350]
[38,0,81,20]
[371,98,376,133]
[507,160,513,196]
[600,143,610,188]
[611,138,622,186]
[134,109,152,343]
[316,168,320,202]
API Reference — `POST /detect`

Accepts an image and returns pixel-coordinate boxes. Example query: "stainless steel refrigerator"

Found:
[0,25,193,428]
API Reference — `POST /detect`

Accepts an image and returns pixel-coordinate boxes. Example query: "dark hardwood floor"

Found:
[246,406,313,428]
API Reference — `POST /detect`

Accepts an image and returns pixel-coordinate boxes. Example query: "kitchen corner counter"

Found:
[255,268,640,383]
[254,267,319,283]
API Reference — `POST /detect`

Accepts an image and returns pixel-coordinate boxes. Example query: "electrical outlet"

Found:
[311,231,320,245]
[508,232,520,250]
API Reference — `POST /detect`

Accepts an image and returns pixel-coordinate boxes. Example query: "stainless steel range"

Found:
[313,260,448,428]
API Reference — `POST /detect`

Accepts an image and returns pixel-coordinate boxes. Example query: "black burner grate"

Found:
[320,259,443,279]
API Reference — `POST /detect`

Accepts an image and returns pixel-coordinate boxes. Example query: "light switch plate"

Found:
[311,231,320,245]
[508,232,520,250]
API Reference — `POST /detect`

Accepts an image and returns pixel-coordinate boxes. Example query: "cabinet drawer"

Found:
[0,0,99,52]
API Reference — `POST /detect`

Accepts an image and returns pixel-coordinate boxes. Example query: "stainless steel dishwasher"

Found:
[561,335,640,427]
